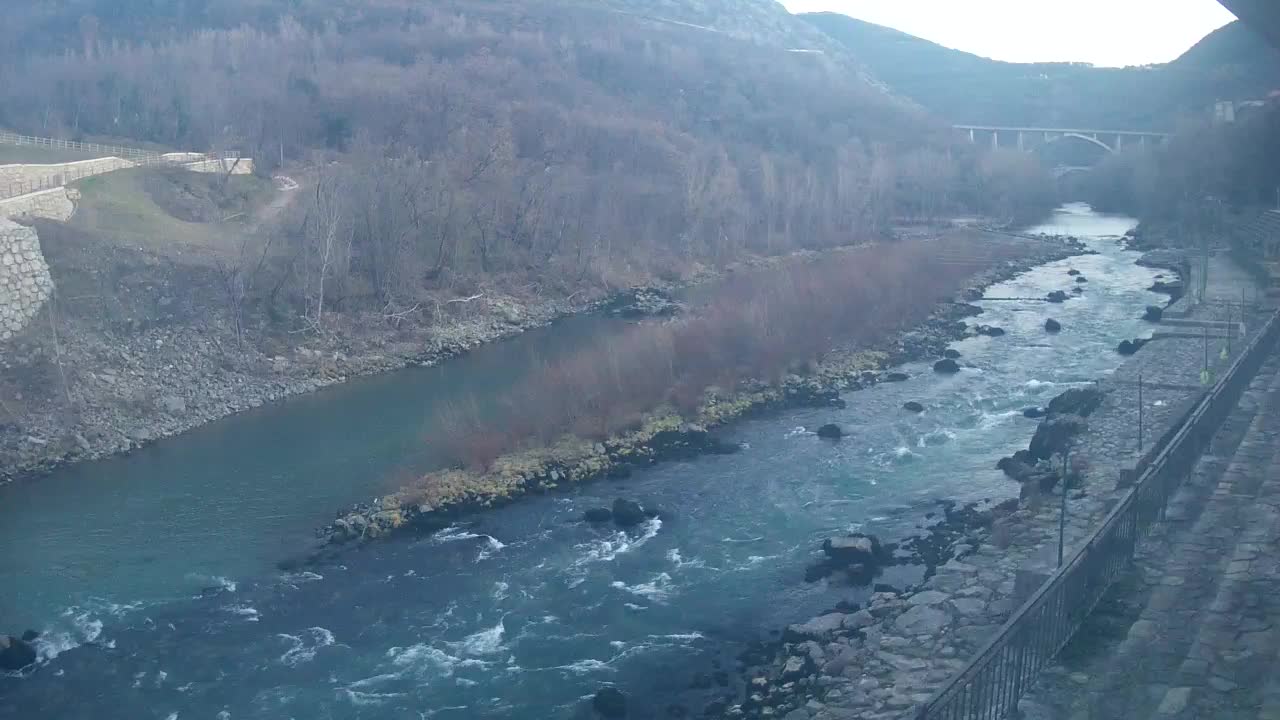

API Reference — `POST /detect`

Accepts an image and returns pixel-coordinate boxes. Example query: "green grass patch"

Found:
[0,144,108,165]
[69,168,275,263]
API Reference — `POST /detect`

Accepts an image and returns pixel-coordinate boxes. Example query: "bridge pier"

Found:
[1017,131,1025,151]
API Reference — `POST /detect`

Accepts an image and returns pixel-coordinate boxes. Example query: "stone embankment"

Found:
[0,217,54,342]
[321,236,1086,547]
[714,252,1267,720]
[0,292,568,483]
[0,187,77,222]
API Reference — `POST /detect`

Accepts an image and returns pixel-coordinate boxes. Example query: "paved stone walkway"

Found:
[1020,354,1280,720]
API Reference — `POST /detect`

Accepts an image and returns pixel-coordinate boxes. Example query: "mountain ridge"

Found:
[800,13,1280,129]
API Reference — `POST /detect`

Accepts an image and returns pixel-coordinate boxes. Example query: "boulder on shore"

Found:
[1150,278,1184,297]
[903,401,925,413]
[1117,338,1150,356]
[611,499,648,527]
[933,358,961,374]
[1028,415,1086,461]
[1044,318,1062,333]
[0,634,37,671]
[593,687,628,718]
[944,349,962,359]
[583,507,613,523]
[1047,387,1105,417]
[1047,290,1069,303]
[1143,305,1164,323]
[816,423,845,439]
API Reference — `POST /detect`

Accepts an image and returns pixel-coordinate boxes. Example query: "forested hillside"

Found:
[0,0,1051,322]
[802,14,1280,129]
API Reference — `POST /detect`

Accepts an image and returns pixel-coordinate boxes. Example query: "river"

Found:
[0,205,1159,718]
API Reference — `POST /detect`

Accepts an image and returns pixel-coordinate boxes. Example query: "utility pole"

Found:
[1138,374,1144,455]
[1058,446,1070,568]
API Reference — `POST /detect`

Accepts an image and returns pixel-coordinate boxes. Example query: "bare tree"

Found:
[301,166,351,332]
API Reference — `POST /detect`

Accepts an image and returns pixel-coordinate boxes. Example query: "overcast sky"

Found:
[781,0,1238,67]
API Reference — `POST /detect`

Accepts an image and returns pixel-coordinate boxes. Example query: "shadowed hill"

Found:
[801,13,1280,129]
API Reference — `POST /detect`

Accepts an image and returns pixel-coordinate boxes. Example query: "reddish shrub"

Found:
[436,238,1030,467]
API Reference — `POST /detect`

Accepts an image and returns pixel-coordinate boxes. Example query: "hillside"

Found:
[801,14,1280,129]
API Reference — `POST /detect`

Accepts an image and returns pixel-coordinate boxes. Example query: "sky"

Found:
[780,0,1238,67]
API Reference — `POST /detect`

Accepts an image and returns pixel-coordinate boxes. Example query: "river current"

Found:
[0,205,1160,718]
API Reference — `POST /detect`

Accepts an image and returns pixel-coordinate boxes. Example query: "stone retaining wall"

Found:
[0,157,136,196]
[0,187,76,222]
[182,157,256,175]
[0,217,54,342]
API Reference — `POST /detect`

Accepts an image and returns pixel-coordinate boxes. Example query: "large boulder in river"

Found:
[1067,269,1081,276]
[1047,387,1105,417]
[583,508,613,523]
[593,687,628,718]
[611,499,648,527]
[903,401,925,413]
[1143,305,1164,322]
[884,372,909,383]
[976,325,1006,337]
[933,358,961,374]
[1023,407,1047,419]
[1028,416,1086,461]
[1075,276,1088,284]
[944,349,962,360]
[0,634,37,671]
[822,534,888,569]
[1046,290,1069,303]
[1044,318,1062,333]
[816,424,845,440]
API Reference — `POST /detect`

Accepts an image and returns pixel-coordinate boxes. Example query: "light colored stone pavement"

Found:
[1020,354,1280,720]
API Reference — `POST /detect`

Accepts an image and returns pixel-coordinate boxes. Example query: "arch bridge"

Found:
[954,125,1172,154]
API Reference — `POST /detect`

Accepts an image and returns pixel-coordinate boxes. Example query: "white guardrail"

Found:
[0,132,242,200]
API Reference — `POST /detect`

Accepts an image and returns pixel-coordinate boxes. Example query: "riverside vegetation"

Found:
[323,232,1084,545]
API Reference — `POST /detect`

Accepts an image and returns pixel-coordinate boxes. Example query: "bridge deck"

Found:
[953,124,1172,137]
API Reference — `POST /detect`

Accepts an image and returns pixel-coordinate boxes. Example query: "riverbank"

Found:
[3,205,1205,720]
[321,233,1087,549]
[0,235,855,484]
[720,248,1266,719]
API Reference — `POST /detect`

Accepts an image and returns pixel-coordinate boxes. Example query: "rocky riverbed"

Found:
[712,248,1273,720]
[321,235,1086,549]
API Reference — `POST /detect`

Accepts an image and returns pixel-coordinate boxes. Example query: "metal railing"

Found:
[0,131,161,162]
[916,306,1280,720]
[0,132,244,200]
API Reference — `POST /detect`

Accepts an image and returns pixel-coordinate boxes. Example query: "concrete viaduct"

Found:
[954,125,1172,154]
